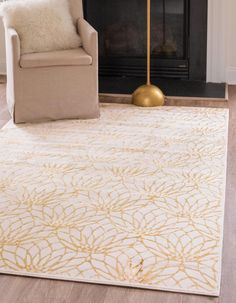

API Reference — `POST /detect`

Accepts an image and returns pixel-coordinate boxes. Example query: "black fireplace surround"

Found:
[84,0,207,81]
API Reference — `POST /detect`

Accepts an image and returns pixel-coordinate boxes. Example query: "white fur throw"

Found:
[0,0,82,54]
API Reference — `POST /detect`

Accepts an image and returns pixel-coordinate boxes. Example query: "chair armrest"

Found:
[77,18,98,66]
[5,27,21,70]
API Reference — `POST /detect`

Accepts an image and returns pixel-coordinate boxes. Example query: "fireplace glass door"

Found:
[84,0,189,78]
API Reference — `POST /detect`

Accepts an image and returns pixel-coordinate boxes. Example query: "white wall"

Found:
[225,0,236,84]
[207,0,226,83]
[207,0,236,84]
[0,17,6,75]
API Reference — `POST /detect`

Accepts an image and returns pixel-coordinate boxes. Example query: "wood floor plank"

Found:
[68,283,108,303]
[103,287,182,303]
[217,86,236,303]
[100,94,228,108]
[0,75,6,84]
[0,83,10,128]
[0,83,235,303]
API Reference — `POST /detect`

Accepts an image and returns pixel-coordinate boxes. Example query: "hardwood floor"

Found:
[0,75,6,83]
[0,80,10,129]
[0,82,235,303]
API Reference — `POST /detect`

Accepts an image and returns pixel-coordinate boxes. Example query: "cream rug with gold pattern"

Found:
[0,104,228,296]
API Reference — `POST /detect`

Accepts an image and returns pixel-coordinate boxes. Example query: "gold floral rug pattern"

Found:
[0,104,228,295]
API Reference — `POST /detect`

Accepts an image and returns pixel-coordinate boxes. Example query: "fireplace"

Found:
[83,0,208,93]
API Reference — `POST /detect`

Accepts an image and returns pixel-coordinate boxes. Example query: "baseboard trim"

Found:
[227,67,236,85]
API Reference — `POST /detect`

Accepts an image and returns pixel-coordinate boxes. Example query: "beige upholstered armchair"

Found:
[4,0,99,123]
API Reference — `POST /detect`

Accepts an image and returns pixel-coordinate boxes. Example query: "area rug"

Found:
[0,104,228,296]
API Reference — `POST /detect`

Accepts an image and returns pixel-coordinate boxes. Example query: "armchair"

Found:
[4,0,99,123]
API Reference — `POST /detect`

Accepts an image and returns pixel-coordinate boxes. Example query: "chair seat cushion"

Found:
[20,48,92,68]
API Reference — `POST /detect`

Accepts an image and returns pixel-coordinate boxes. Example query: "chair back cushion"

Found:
[68,0,84,23]
[0,0,82,54]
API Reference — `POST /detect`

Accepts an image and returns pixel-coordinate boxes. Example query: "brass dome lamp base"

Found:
[132,0,165,107]
[132,84,165,107]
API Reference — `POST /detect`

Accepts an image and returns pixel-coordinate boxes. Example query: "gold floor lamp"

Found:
[132,0,165,107]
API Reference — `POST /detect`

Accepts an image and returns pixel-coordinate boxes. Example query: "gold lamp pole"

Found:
[132,0,165,107]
